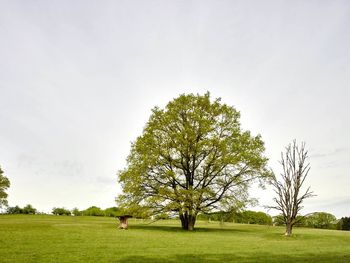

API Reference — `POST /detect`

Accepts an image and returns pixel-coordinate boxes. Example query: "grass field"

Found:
[0,215,349,262]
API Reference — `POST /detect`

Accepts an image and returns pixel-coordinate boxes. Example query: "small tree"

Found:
[270,140,314,236]
[0,166,10,209]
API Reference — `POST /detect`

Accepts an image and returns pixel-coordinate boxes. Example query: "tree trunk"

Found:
[180,212,196,231]
[180,213,188,229]
[118,216,130,229]
[285,223,293,236]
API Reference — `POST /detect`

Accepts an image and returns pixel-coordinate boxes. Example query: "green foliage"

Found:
[6,205,37,215]
[273,213,339,230]
[198,210,272,225]
[52,207,71,216]
[197,211,229,222]
[70,207,129,217]
[0,166,10,208]
[22,204,37,214]
[104,207,121,217]
[155,213,170,220]
[344,217,350,230]
[82,206,104,216]
[118,93,270,230]
[118,204,151,219]
[6,205,23,214]
[337,217,350,231]
[273,214,306,227]
[72,207,82,216]
[235,211,272,225]
[305,212,337,229]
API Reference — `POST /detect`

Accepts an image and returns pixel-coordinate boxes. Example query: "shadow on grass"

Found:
[116,252,350,263]
[129,224,251,233]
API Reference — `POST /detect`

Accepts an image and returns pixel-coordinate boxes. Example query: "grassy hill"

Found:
[0,215,349,262]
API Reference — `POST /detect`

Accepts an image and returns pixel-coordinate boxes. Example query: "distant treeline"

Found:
[5,205,122,217]
[197,210,350,231]
[6,204,37,215]
[273,212,350,231]
[4,205,350,231]
[197,210,273,225]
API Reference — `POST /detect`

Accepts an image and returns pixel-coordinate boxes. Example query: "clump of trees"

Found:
[81,206,105,216]
[235,211,272,225]
[69,206,127,217]
[273,212,344,230]
[305,212,337,229]
[0,166,10,209]
[269,141,314,236]
[52,207,71,216]
[6,205,24,214]
[337,217,350,231]
[5,205,128,217]
[7,204,37,214]
[117,93,271,230]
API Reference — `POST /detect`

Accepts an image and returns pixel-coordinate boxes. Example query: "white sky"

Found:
[0,0,349,217]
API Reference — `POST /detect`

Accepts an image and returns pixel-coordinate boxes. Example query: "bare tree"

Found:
[270,140,314,236]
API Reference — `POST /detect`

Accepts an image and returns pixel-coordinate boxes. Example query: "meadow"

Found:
[0,215,349,263]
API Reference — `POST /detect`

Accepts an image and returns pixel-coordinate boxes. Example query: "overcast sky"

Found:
[1,0,349,217]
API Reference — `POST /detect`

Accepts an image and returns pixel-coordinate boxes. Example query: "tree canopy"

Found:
[0,166,10,209]
[118,93,270,230]
[305,212,337,229]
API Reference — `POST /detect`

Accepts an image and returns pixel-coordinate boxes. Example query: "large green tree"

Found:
[0,166,10,209]
[118,93,270,230]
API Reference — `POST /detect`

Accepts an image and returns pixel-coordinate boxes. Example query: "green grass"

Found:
[0,215,349,262]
